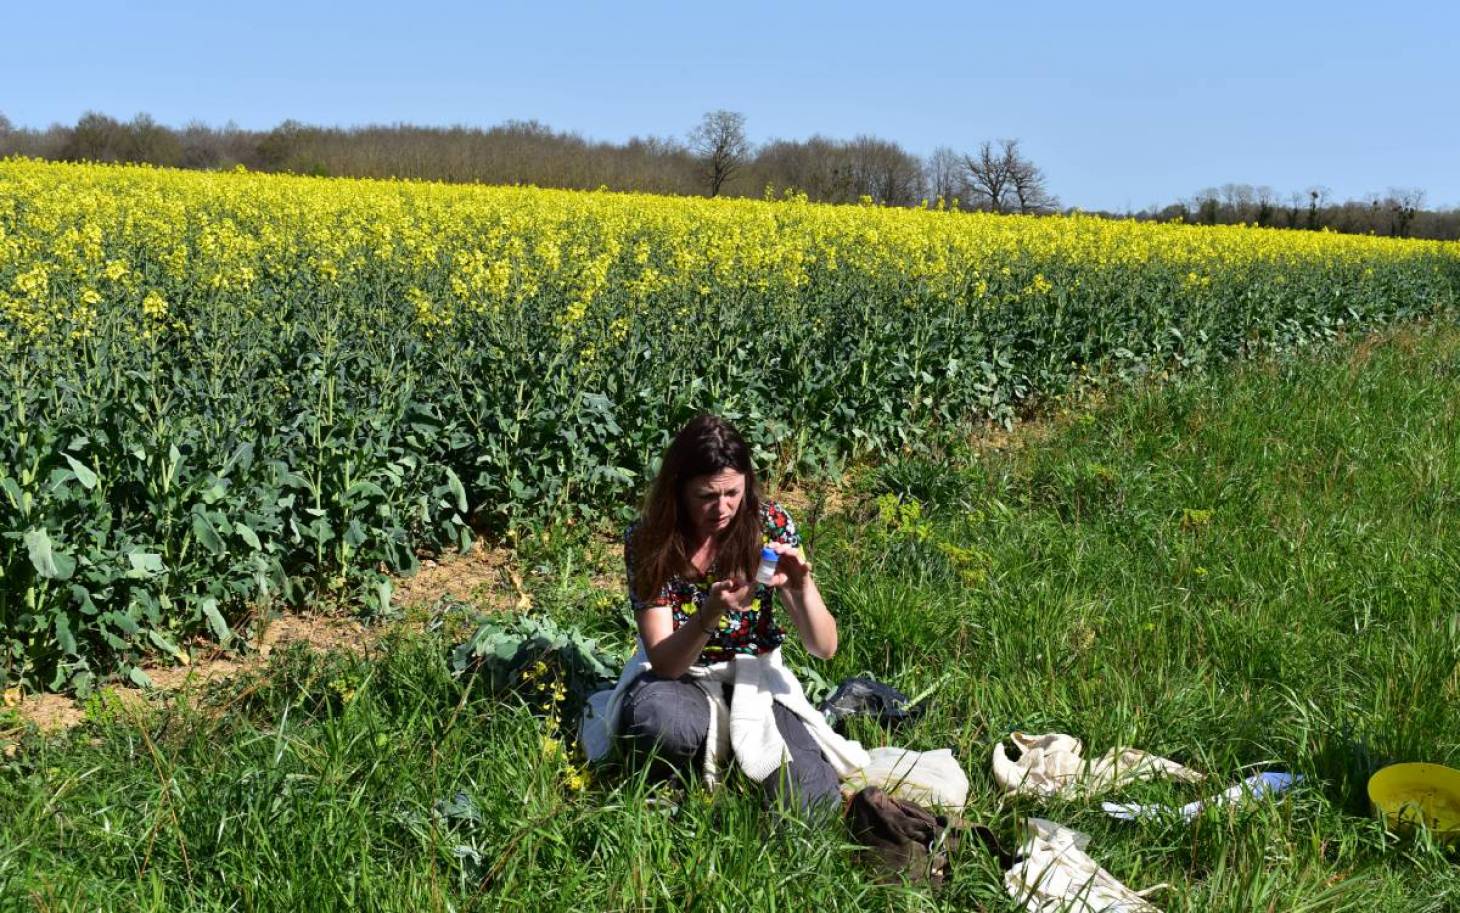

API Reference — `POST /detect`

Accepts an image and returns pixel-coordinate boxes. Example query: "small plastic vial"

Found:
[754,546,780,586]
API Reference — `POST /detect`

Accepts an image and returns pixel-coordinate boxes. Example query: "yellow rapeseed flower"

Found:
[142,291,168,320]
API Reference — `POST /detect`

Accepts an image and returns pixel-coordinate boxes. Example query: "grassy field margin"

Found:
[1,321,1457,911]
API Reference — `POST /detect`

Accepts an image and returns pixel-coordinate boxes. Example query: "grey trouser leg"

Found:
[621,672,710,785]
[762,701,843,819]
[621,671,842,818]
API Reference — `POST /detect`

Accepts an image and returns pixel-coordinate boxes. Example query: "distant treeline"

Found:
[1132,184,1459,243]
[1,111,1455,240]
[0,111,927,205]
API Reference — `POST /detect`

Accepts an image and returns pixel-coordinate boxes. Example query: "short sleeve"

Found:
[623,522,649,612]
[762,501,801,548]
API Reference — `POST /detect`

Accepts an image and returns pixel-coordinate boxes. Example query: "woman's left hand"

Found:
[765,541,812,591]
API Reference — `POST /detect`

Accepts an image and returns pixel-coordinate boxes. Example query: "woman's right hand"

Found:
[703,578,752,626]
[639,578,753,679]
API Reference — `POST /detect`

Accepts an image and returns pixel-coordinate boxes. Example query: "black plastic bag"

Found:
[818,677,925,731]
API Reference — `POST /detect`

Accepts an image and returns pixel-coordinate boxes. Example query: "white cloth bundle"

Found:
[842,746,970,810]
[993,732,1204,799]
[1005,818,1168,912]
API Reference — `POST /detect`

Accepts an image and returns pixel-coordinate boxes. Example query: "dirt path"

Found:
[5,612,376,736]
[3,537,533,738]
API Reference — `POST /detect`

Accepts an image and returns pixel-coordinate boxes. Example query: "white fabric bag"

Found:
[1005,817,1167,912]
[843,746,970,810]
[993,732,1204,799]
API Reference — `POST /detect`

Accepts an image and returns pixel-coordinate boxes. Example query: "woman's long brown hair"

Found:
[630,414,762,604]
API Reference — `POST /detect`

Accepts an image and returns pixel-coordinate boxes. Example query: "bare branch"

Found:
[687,110,751,197]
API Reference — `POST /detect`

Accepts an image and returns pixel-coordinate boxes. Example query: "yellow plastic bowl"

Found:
[1368,763,1460,844]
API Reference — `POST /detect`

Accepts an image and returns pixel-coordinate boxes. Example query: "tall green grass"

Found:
[1,323,1457,911]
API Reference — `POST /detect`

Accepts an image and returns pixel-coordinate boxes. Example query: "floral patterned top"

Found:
[624,501,801,665]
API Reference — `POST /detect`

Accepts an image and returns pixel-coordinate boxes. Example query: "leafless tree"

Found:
[1386,187,1425,237]
[926,146,965,206]
[844,135,924,205]
[1306,186,1330,230]
[1284,191,1306,228]
[1007,142,1059,214]
[62,111,123,161]
[1130,179,1454,240]
[1254,185,1276,227]
[752,136,835,200]
[962,140,1013,212]
[688,110,751,197]
[961,139,1056,214]
[749,133,920,205]
[1220,183,1257,223]
[126,113,182,166]
[625,134,686,158]
[1191,187,1221,224]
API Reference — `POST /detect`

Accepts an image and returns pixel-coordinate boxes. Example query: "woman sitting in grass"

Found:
[582,413,869,817]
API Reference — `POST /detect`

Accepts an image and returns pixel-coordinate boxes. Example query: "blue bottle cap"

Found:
[761,546,779,560]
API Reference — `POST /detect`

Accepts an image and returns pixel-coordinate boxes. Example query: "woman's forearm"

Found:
[643,610,715,679]
[782,577,838,659]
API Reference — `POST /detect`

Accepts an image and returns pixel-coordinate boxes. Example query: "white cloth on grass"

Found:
[993,732,1204,799]
[841,746,970,810]
[580,641,870,789]
[1005,818,1168,913]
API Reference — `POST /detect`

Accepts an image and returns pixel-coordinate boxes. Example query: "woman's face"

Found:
[683,468,746,540]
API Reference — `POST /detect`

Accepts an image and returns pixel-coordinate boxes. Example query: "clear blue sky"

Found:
[5,1,1457,211]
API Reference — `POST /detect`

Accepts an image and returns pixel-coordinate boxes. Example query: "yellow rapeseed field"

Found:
[3,158,1455,348]
[1,157,1457,689]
